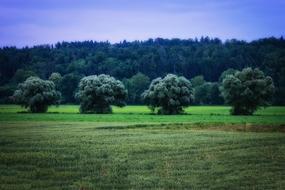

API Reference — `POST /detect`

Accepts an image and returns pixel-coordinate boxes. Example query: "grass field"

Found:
[1,105,285,125]
[0,105,285,189]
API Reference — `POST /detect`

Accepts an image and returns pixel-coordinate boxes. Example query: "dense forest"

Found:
[1,37,285,105]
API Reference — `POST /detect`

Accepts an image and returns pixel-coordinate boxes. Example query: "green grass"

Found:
[1,104,285,115]
[0,105,285,189]
[1,105,285,125]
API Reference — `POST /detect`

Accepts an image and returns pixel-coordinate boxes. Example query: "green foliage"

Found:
[12,69,37,83]
[194,82,212,104]
[221,67,275,115]
[209,82,224,105]
[59,73,81,103]
[190,75,223,105]
[191,75,206,88]
[219,68,237,83]
[193,82,223,105]
[67,59,88,74]
[76,74,127,114]
[1,37,285,104]
[123,72,150,104]
[0,85,16,103]
[12,77,60,113]
[143,74,193,114]
[48,72,62,89]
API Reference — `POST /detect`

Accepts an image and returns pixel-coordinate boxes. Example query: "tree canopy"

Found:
[142,74,193,114]
[221,68,275,115]
[76,74,127,114]
[12,77,61,113]
[0,37,284,105]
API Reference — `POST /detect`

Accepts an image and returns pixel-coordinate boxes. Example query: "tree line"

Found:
[12,67,274,115]
[0,37,284,105]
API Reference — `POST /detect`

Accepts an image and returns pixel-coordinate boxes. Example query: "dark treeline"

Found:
[1,37,285,105]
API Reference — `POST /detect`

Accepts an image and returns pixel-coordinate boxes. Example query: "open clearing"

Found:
[0,105,285,189]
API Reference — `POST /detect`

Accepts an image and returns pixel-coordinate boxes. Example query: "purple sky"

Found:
[0,0,284,47]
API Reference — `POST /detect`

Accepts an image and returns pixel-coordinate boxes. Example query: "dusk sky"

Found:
[0,0,284,47]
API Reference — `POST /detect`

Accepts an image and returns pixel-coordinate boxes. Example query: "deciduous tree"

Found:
[221,68,275,115]
[13,77,60,113]
[142,74,193,114]
[76,74,127,113]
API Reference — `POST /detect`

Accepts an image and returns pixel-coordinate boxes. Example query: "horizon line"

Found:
[1,35,284,49]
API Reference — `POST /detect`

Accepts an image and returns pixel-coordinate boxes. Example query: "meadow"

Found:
[0,105,285,189]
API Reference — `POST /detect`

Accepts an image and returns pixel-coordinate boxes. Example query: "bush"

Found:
[221,67,275,115]
[12,77,61,113]
[76,74,127,114]
[142,74,194,114]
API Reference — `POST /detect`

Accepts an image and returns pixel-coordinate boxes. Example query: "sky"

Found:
[0,0,284,47]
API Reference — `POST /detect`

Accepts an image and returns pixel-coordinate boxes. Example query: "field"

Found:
[0,105,285,189]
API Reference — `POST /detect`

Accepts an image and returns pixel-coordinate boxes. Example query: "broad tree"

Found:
[218,68,237,83]
[13,77,61,113]
[221,67,275,115]
[142,74,194,114]
[76,74,127,114]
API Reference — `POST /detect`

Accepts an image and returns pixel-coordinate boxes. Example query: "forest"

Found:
[1,37,285,105]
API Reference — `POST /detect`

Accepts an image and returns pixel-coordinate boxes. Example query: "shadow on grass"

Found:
[17,111,61,114]
[14,111,284,117]
[95,122,285,133]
